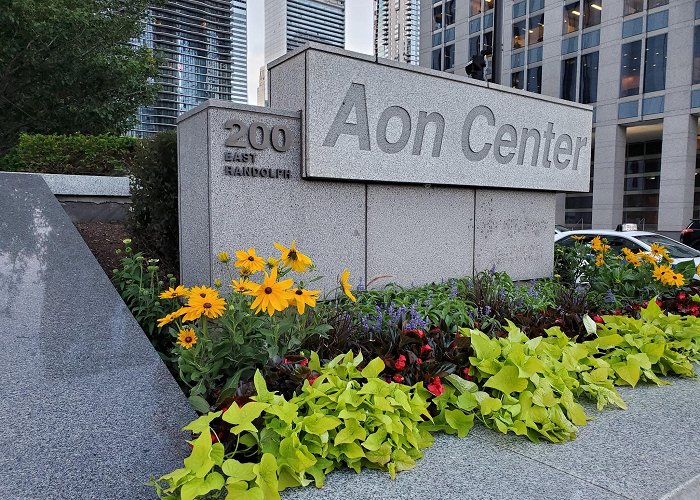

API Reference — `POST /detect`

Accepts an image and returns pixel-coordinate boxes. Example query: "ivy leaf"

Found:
[484,365,528,395]
[362,429,388,451]
[613,359,641,387]
[253,370,274,403]
[265,400,298,425]
[361,357,385,379]
[183,411,222,434]
[444,410,474,438]
[183,432,215,478]
[181,472,224,500]
[226,484,264,500]
[479,396,502,415]
[469,331,501,361]
[255,453,280,500]
[221,459,256,482]
[334,419,367,445]
[222,402,270,435]
[582,314,597,336]
[303,414,342,435]
[640,297,662,322]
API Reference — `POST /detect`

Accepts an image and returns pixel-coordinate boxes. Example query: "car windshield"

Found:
[635,235,700,259]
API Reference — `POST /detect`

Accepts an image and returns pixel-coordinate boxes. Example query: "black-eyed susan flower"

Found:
[274,240,313,272]
[231,278,257,293]
[595,253,605,267]
[267,257,281,269]
[622,248,641,267]
[249,267,294,316]
[340,269,356,302]
[235,248,266,274]
[590,236,610,253]
[157,312,176,328]
[177,329,198,349]
[668,272,685,287]
[177,286,226,321]
[159,285,189,299]
[652,265,673,284]
[290,287,320,314]
[217,251,230,263]
[571,235,586,241]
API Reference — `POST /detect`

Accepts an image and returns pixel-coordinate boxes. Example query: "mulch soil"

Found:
[75,222,130,277]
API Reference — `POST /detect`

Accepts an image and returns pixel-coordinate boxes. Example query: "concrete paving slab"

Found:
[0,172,196,499]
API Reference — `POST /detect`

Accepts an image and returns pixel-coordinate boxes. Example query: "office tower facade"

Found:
[374,0,421,65]
[264,0,345,64]
[420,0,700,235]
[132,0,247,137]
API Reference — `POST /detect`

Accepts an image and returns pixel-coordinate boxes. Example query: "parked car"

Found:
[680,220,700,250]
[555,224,570,234]
[555,230,700,269]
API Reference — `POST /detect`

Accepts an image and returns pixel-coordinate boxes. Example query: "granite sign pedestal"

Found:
[177,43,593,290]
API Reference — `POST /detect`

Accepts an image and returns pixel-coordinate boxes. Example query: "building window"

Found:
[469,35,480,59]
[513,19,526,49]
[470,0,481,17]
[563,2,581,34]
[432,32,442,46]
[566,147,594,229]
[444,44,455,70]
[624,139,662,231]
[527,66,542,93]
[445,28,455,42]
[644,34,667,93]
[444,0,455,25]
[694,26,700,84]
[620,40,642,97]
[512,71,525,89]
[433,5,443,30]
[484,31,493,51]
[580,52,599,103]
[624,0,643,16]
[648,0,668,8]
[562,57,578,101]
[432,48,442,70]
[583,0,602,28]
[529,13,544,45]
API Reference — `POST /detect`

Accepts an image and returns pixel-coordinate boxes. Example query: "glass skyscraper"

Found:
[132,0,247,137]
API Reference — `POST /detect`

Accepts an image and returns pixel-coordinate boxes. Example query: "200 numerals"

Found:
[224,120,291,152]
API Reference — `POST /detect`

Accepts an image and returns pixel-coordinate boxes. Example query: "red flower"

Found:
[415,358,423,365]
[282,358,289,364]
[691,305,700,317]
[656,298,663,306]
[592,315,604,324]
[394,355,406,370]
[392,374,404,383]
[308,374,318,385]
[420,344,432,354]
[678,292,687,301]
[299,358,309,367]
[427,377,444,397]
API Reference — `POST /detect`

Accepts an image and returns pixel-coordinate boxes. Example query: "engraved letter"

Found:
[376,106,411,154]
[412,111,445,157]
[462,105,495,161]
[322,83,371,150]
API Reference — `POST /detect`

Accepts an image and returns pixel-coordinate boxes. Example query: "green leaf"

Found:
[640,297,662,322]
[222,402,270,435]
[303,414,342,435]
[334,419,367,445]
[256,453,280,500]
[362,429,388,451]
[480,396,502,415]
[582,315,597,336]
[183,411,223,434]
[361,357,385,379]
[444,410,475,438]
[188,395,212,414]
[253,370,273,403]
[484,365,528,395]
[221,459,256,482]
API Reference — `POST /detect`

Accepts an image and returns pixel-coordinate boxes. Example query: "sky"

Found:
[246,0,374,104]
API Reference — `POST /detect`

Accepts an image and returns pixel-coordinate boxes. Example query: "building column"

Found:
[592,124,626,229]
[658,114,697,234]
[555,193,566,225]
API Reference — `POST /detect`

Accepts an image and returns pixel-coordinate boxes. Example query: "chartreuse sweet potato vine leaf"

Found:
[155,304,700,498]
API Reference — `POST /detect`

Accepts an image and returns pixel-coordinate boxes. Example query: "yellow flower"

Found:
[157,312,176,328]
[217,251,230,263]
[235,248,266,274]
[622,248,641,267]
[649,243,668,258]
[340,269,356,302]
[652,265,673,284]
[696,263,700,276]
[177,329,198,349]
[595,253,605,267]
[668,272,685,287]
[231,278,257,293]
[290,287,320,314]
[177,286,227,321]
[274,240,313,272]
[637,251,657,264]
[239,268,253,277]
[571,235,586,241]
[267,257,281,269]
[249,266,294,316]
[159,285,189,299]
[590,236,610,253]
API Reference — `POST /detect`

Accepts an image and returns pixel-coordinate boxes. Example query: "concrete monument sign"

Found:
[177,44,592,291]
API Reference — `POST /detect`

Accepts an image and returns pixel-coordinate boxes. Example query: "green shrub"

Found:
[6,133,139,175]
[128,131,179,276]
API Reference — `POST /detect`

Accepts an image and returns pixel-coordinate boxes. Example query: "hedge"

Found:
[1,133,140,175]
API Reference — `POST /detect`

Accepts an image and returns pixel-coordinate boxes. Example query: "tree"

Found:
[0,0,159,154]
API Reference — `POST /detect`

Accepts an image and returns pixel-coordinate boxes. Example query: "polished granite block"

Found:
[0,172,196,499]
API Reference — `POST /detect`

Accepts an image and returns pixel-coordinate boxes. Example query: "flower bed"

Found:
[111,237,700,499]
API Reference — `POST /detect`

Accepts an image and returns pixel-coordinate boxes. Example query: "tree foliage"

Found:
[0,0,159,153]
